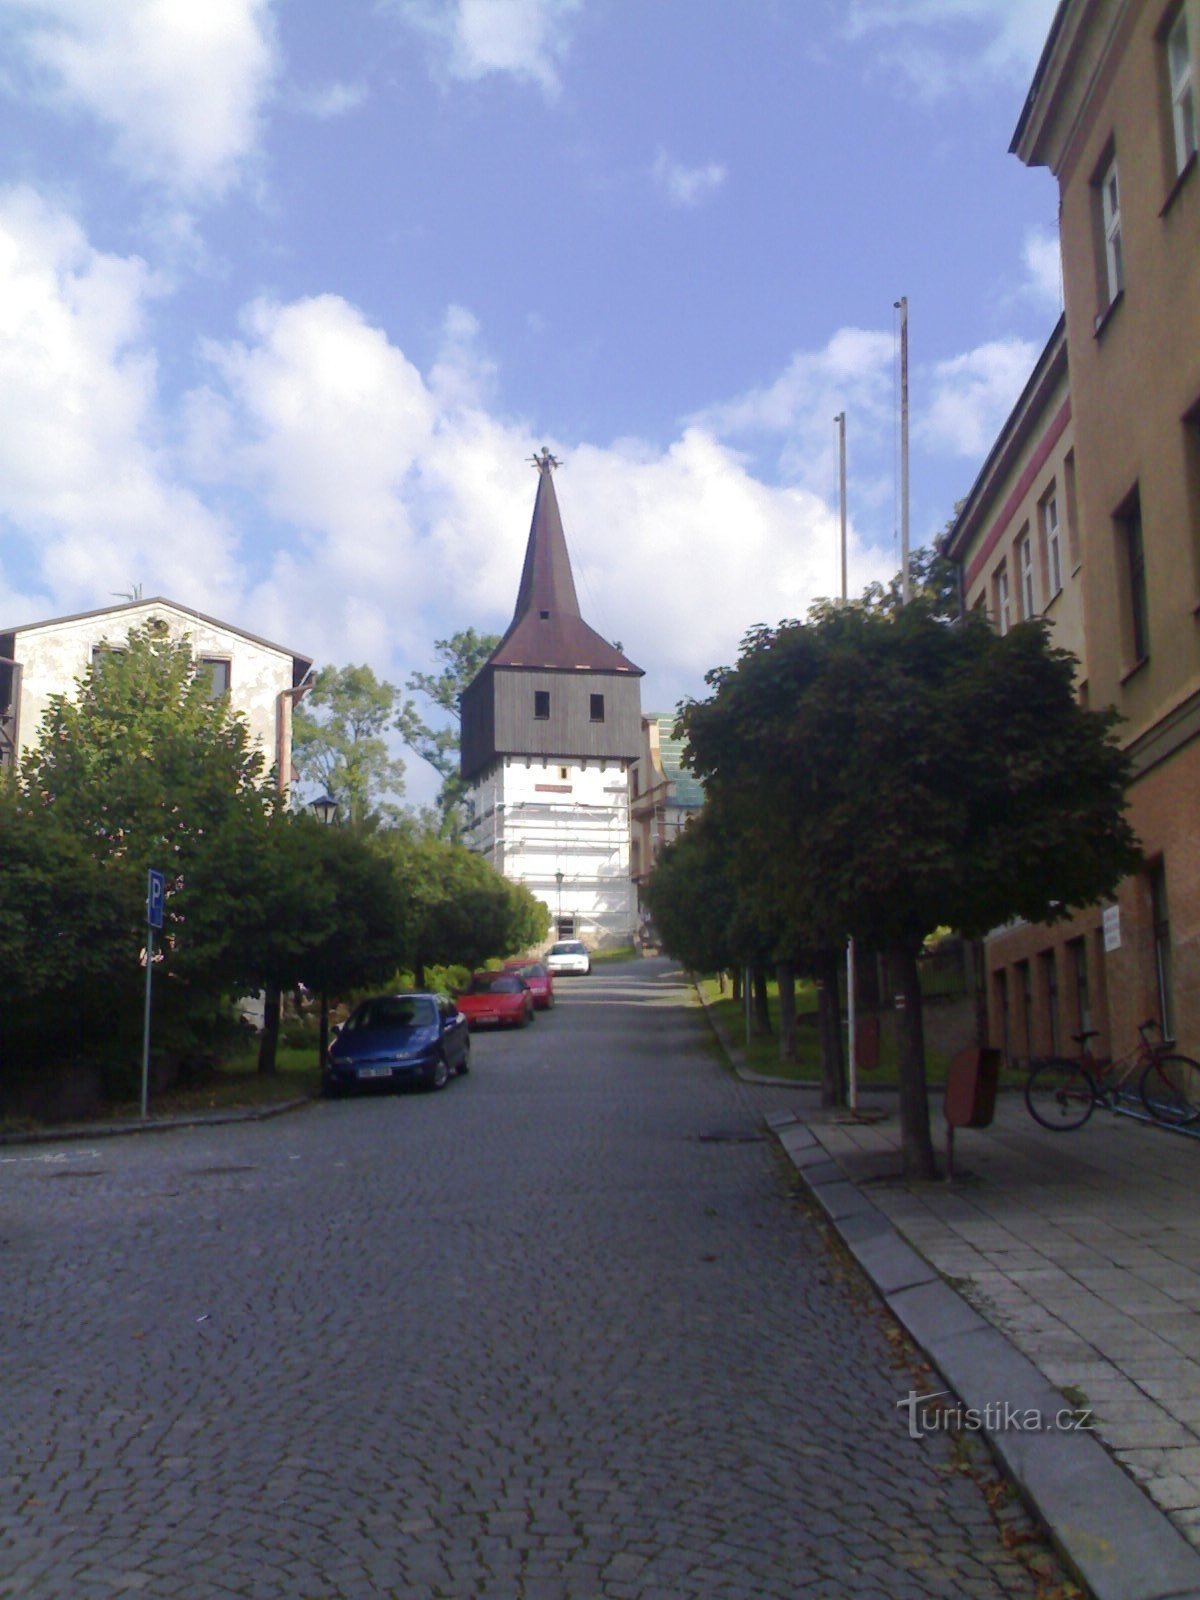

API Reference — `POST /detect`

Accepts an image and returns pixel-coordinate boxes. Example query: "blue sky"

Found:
[0,0,1062,802]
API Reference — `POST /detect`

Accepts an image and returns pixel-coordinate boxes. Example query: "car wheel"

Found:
[426,1053,450,1091]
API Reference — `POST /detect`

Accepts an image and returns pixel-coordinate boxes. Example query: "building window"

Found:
[993,562,1012,635]
[1040,489,1063,598]
[534,690,550,720]
[1168,7,1197,178]
[630,765,640,800]
[1116,488,1150,665]
[1040,950,1061,1055]
[201,657,231,698]
[994,968,1011,1065]
[1016,959,1033,1059]
[589,693,605,722]
[1152,862,1174,1039]
[1068,937,1091,1034]
[1063,449,1081,569]
[1097,153,1124,309]
[1186,399,1200,593]
[1017,529,1035,618]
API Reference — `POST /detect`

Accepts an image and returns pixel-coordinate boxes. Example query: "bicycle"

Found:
[1025,1018,1200,1132]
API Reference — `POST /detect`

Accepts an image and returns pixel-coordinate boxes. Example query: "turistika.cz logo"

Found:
[896,1389,1094,1441]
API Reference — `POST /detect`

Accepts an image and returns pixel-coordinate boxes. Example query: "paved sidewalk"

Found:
[702,987,1200,1599]
[802,1093,1200,1543]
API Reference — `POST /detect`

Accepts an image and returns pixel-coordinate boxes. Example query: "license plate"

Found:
[357,1065,392,1080]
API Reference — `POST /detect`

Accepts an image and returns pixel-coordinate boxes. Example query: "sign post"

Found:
[142,869,165,1119]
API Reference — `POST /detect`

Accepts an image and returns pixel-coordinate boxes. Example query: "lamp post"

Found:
[555,869,564,937]
[309,793,338,1066]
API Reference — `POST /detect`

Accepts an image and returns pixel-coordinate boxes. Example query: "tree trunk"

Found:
[815,948,846,1107]
[776,960,797,1062]
[751,964,772,1036]
[731,968,743,1004]
[890,940,938,1180]
[257,987,280,1075]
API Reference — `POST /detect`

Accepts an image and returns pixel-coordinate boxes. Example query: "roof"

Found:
[943,316,1068,567]
[486,457,642,676]
[0,596,313,685]
[648,711,704,809]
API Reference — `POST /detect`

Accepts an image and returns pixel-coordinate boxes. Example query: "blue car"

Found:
[323,992,470,1096]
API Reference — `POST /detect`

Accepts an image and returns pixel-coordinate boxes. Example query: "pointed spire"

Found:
[510,450,580,627]
[487,451,642,675]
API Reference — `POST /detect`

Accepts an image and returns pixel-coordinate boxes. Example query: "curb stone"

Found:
[0,1097,311,1148]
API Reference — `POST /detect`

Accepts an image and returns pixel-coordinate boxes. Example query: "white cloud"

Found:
[1021,225,1063,314]
[5,0,278,193]
[652,150,728,209]
[178,292,873,714]
[290,80,369,120]
[844,0,1059,97]
[394,0,582,97]
[920,336,1041,457]
[693,326,896,503]
[0,186,237,616]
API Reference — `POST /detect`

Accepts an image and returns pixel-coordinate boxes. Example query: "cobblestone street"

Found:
[1,962,1065,1598]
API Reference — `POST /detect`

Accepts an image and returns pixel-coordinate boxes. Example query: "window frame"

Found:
[1041,489,1063,599]
[1167,6,1198,179]
[1017,529,1035,619]
[993,562,1012,636]
[589,692,605,723]
[533,689,550,720]
[1116,488,1150,669]
[1097,152,1124,311]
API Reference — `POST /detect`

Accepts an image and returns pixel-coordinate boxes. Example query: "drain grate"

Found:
[695,1130,765,1144]
[186,1165,257,1177]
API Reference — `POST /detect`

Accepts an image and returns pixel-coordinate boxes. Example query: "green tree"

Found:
[376,831,548,983]
[397,628,500,836]
[680,604,1141,1179]
[293,664,407,827]
[8,626,280,1070]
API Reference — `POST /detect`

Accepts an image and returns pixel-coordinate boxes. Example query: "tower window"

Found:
[539,610,550,620]
[534,690,550,719]
[590,693,605,722]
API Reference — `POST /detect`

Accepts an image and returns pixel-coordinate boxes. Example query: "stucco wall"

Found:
[466,755,636,947]
[10,601,301,777]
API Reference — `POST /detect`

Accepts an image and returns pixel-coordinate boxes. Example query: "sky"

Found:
[0,0,1064,804]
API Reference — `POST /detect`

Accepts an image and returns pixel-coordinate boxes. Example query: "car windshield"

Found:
[468,975,522,994]
[551,942,585,955]
[346,996,436,1031]
[508,963,545,979]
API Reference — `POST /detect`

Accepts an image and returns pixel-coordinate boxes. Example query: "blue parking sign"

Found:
[147,869,165,930]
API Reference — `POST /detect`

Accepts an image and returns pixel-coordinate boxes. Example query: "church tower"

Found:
[460,451,643,948]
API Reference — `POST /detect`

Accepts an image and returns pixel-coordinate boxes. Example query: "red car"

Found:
[503,959,555,1010]
[456,971,535,1029]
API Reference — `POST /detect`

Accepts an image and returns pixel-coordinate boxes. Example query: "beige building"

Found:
[945,320,1115,1058]
[956,0,1200,1062]
[629,713,704,922]
[0,597,312,789]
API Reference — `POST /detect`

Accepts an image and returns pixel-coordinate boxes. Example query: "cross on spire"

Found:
[529,447,561,474]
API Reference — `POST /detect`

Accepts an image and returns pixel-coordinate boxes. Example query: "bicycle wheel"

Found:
[1025,1058,1096,1131]
[1140,1055,1200,1127]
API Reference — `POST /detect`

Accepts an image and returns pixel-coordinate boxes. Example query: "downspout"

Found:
[276,668,316,802]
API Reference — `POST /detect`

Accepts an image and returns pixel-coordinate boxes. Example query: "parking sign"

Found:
[147,869,165,930]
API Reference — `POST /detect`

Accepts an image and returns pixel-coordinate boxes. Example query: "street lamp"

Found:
[309,793,338,1067]
[555,869,563,936]
[309,791,338,827]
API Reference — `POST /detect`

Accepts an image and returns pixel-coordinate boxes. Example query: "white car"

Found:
[546,939,591,976]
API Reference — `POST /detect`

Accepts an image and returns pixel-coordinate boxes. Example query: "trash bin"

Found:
[943,1045,1001,1178]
